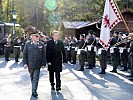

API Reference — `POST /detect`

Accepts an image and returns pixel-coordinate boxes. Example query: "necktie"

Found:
[34,43,37,48]
[55,41,57,45]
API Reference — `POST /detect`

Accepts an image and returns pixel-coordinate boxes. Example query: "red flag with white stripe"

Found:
[99,0,122,49]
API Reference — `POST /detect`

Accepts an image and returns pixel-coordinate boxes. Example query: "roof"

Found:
[4,22,20,27]
[122,9,133,14]
[0,21,4,26]
[63,21,99,29]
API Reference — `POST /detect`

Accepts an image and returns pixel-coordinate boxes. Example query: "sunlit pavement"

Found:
[0,58,133,100]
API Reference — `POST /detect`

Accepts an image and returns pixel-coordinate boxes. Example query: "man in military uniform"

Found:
[127,33,133,81]
[70,36,77,64]
[14,37,21,62]
[97,42,108,74]
[119,33,128,71]
[23,31,46,98]
[85,31,96,69]
[77,34,85,71]
[3,35,11,61]
[46,30,66,92]
[110,31,121,73]
[63,35,70,63]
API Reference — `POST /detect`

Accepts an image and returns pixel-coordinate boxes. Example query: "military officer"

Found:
[77,34,85,71]
[23,31,46,98]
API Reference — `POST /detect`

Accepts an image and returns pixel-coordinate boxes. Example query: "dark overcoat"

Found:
[46,39,66,72]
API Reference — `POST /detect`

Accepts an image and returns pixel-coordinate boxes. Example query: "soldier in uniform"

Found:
[110,31,121,73]
[85,31,96,69]
[127,33,133,80]
[63,35,70,63]
[67,35,72,63]
[119,33,128,71]
[14,37,21,62]
[77,34,85,71]
[46,30,66,92]
[70,36,77,64]
[23,31,46,98]
[3,35,11,61]
[97,42,108,74]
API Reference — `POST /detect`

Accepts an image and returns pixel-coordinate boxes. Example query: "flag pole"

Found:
[113,0,131,33]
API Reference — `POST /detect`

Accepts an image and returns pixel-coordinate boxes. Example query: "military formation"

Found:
[0,26,133,98]
[63,31,133,78]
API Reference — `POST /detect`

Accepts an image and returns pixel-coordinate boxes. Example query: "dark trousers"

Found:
[111,52,120,70]
[66,50,71,62]
[99,50,107,70]
[4,47,11,60]
[71,49,76,63]
[86,51,95,67]
[28,68,40,92]
[120,51,128,69]
[49,71,61,88]
[130,54,133,74]
[14,47,20,61]
[78,51,86,67]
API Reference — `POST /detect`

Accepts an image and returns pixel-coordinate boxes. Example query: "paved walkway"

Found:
[0,58,133,100]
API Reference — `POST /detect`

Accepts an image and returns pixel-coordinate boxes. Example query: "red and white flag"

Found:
[99,0,122,49]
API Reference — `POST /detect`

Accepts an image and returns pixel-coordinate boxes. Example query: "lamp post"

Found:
[12,11,17,36]
[12,10,17,52]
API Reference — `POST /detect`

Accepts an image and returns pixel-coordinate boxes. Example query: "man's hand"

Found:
[41,66,45,69]
[24,64,28,69]
[48,63,52,66]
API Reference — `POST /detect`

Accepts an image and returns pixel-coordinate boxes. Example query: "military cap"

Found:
[114,31,119,35]
[31,31,40,36]
[88,30,94,35]
[80,34,85,38]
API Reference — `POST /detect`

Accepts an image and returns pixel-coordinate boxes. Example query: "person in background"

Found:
[77,34,85,71]
[14,37,21,62]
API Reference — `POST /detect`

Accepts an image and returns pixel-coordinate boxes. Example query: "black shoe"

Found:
[126,75,133,77]
[51,86,55,90]
[86,66,92,69]
[5,59,10,61]
[32,92,38,98]
[15,61,19,62]
[71,62,76,64]
[110,70,117,73]
[78,68,84,71]
[129,78,133,82]
[98,70,106,74]
[56,87,61,91]
[120,68,128,71]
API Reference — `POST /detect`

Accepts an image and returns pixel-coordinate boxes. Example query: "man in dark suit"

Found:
[23,31,46,98]
[46,30,66,92]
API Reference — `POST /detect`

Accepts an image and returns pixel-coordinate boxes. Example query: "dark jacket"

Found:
[76,39,85,49]
[23,41,46,69]
[46,39,66,72]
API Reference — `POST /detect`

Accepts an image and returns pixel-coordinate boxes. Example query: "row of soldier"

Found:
[63,31,133,78]
[0,33,49,62]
